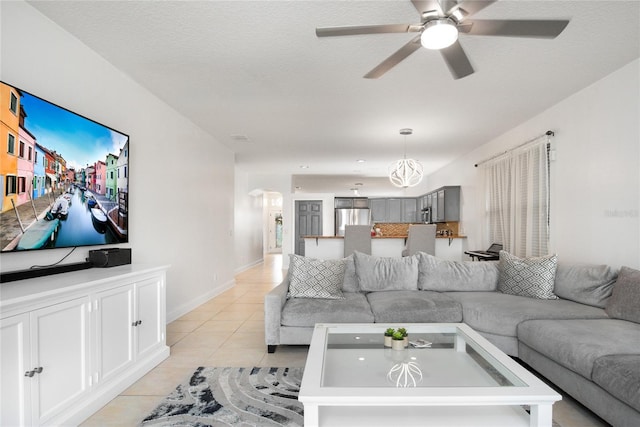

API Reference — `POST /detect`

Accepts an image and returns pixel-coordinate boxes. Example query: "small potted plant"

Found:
[392,330,406,350]
[384,328,395,347]
[397,327,409,348]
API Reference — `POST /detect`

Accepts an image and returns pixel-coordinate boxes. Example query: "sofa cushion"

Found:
[353,251,419,292]
[418,253,498,291]
[281,292,374,327]
[592,354,640,412]
[553,262,618,308]
[605,266,640,323]
[498,251,558,300]
[517,319,640,379]
[445,291,608,337]
[288,254,346,299]
[366,290,462,323]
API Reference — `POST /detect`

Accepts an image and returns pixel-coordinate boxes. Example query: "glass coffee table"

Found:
[299,323,560,427]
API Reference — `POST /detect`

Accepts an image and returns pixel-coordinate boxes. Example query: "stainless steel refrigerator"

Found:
[335,208,371,236]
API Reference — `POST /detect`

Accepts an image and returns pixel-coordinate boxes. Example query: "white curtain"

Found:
[483,138,550,257]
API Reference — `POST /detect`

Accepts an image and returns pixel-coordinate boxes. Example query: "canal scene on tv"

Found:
[1,82,129,252]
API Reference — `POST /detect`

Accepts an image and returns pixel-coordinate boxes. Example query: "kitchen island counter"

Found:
[304,235,467,260]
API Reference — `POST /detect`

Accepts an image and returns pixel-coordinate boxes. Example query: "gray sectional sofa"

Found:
[264,251,640,426]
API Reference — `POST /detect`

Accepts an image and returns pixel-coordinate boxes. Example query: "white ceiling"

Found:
[28,0,640,197]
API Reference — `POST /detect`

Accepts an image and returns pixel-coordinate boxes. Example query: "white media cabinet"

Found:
[0,264,170,426]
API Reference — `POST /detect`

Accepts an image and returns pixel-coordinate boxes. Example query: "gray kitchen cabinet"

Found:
[370,198,418,223]
[431,186,460,222]
[402,198,418,222]
[370,199,388,222]
[387,199,403,222]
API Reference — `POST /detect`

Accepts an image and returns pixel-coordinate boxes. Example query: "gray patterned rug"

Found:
[141,367,304,426]
[141,366,563,426]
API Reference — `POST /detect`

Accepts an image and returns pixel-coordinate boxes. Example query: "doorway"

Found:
[294,200,322,256]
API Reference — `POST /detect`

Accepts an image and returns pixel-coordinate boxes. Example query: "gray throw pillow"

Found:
[498,251,558,300]
[342,254,360,293]
[418,252,499,291]
[353,251,419,292]
[554,262,618,308]
[605,266,640,323]
[288,254,346,299]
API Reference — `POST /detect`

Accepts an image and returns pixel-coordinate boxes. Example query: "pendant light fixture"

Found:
[389,128,423,188]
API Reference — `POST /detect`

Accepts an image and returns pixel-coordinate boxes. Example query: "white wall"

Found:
[0,1,237,320]
[233,169,264,273]
[428,59,640,269]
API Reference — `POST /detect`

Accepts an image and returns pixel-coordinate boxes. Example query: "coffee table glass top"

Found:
[320,323,527,388]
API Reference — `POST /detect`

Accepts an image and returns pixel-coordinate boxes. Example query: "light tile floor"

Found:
[81,254,609,427]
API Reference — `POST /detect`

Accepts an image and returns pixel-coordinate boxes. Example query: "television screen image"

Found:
[1,82,129,252]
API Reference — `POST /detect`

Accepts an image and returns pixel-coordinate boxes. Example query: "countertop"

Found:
[304,235,467,239]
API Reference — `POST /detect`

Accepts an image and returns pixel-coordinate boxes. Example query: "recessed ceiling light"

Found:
[354,182,363,186]
[356,159,366,163]
[299,165,309,169]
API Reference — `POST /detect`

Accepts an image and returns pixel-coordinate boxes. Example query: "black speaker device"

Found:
[89,248,132,268]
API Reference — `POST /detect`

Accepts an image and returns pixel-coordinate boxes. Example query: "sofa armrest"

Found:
[264,277,289,346]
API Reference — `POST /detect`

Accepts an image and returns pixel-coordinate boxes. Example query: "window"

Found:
[7,133,16,154]
[19,141,25,158]
[18,177,26,193]
[124,166,127,178]
[9,92,18,115]
[34,151,38,164]
[28,146,33,161]
[482,137,551,257]
[6,176,17,195]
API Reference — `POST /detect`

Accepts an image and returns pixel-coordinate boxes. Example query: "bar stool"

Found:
[402,224,436,256]
[344,225,372,257]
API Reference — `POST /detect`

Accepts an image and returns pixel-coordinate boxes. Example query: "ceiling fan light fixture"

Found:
[421,19,458,50]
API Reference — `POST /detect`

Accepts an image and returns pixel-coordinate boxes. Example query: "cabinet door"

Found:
[436,190,445,222]
[370,199,388,223]
[1,313,32,427]
[32,297,91,425]
[387,199,403,222]
[352,198,369,208]
[95,284,135,385]
[402,199,417,222]
[431,193,439,221]
[135,276,165,360]
[334,198,353,208]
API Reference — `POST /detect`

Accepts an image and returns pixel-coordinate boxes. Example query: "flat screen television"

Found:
[1,81,129,253]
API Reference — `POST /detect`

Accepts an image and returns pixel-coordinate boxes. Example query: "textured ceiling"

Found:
[28,0,640,196]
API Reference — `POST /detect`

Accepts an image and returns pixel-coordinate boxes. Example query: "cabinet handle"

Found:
[138,320,143,326]
[132,320,143,327]
[25,370,35,377]
[34,367,43,374]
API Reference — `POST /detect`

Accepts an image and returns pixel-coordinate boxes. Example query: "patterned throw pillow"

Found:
[288,254,346,299]
[498,251,559,300]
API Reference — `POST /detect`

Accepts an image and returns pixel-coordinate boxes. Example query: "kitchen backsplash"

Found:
[372,222,460,237]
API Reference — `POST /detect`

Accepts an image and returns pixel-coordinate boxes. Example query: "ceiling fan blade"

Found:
[454,1,496,17]
[364,35,422,79]
[440,40,474,79]
[316,24,411,37]
[466,19,570,38]
[411,0,443,16]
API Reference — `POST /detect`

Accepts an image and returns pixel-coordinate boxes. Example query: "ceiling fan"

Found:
[315,0,570,79]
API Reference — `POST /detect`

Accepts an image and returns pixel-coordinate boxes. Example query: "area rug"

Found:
[141,366,563,427]
[140,367,304,426]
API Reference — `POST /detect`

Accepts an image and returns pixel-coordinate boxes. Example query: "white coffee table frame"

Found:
[299,323,561,427]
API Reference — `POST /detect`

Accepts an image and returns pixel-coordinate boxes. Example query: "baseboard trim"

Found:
[234,258,264,275]
[166,278,235,323]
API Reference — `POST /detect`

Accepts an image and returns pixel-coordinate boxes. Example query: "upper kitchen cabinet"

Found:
[334,198,369,209]
[370,198,417,223]
[430,186,461,223]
